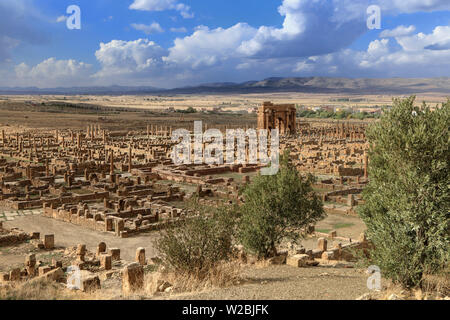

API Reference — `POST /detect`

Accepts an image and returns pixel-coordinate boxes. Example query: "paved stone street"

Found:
[0,208,43,222]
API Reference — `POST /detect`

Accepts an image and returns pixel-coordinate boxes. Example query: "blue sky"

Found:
[0,0,449,88]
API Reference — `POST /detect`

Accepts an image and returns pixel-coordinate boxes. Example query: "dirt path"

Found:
[158,265,369,300]
[4,215,158,261]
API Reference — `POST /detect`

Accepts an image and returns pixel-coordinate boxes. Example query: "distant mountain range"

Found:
[1,77,449,95]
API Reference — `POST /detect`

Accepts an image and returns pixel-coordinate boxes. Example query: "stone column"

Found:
[122,263,144,294]
[110,151,114,175]
[128,146,132,172]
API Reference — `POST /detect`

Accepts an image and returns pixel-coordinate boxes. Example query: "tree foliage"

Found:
[154,198,238,278]
[359,96,449,287]
[238,150,325,258]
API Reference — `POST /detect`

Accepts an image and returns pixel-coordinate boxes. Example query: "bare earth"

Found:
[3,215,159,262]
[158,265,368,300]
[1,213,370,300]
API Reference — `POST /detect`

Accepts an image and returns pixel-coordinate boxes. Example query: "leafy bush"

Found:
[359,97,449,288]
[176,106,197,114]
[154,199,238,279]
[297,109,381,119]
[238,150,325,258]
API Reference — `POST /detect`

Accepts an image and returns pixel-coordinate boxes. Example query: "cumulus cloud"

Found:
[94,39,168,78]
[14,58,92,87]
[86,1,450,86]
[166,24,257,68]
[131,22,164,34]
[237,0,368,59]
[129,0,194,18]
[395,26,450,51]
[380,25,416,38]
[3,0,450,88]
[163,0,370,69]
[289,26,450,78]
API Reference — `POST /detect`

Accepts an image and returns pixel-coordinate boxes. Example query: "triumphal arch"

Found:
[257,101,296,134]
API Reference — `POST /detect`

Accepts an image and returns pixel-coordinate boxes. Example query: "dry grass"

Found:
[0,278,125,300]
[421,271,450,297]
[363,270,450,300]
[145,261,243,295]
[0,278,85,300]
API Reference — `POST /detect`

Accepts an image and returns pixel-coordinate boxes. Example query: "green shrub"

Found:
[359,97,449,288]
[238,150,325,258]
[154,199,238,279]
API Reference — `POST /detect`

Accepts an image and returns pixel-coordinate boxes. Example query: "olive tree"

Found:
[238,150,325,258]
[359,97,449,287]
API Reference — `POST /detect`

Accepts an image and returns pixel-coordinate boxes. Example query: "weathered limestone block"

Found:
[82,276,101,293]
[105,217,114,231]
[347,194,355,207]
[76,244,86,261]
[97,242,107,257]
[268,250,288,265]
[25,253,36,267]
[311,249,323,259]
[329,230,337,238]
[9,268,21,281]
[135,247,146,265]
[317,237,327,251]
[334,243,342,260]
[38,266,52,276]
[44,234,54,249]
[0,273,9,282]
[39,267,64,282]
[109,248,121,261]
[321,251,335,260]
[115,219,124,237]
[25,254,37,277]
[30,232,40,240]
[122,263,144,294]
[100,254,112,270]
[286,254,310,267]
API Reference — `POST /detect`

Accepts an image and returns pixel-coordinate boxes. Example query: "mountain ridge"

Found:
[0,77,449,95]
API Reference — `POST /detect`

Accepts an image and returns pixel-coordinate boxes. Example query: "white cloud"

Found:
[166,23,257,68]
[367,39,390,57]
[379,0,450,13]
[56,15,67,23]
[2,0,450,88]
[395,26,450,51]
[14,58,92,87]
[380,25,416,38]
[131,22,164,34]
[291,26,450,78]
[236,0,368,58]
[94,39,168,76]
[129,0,194,19]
